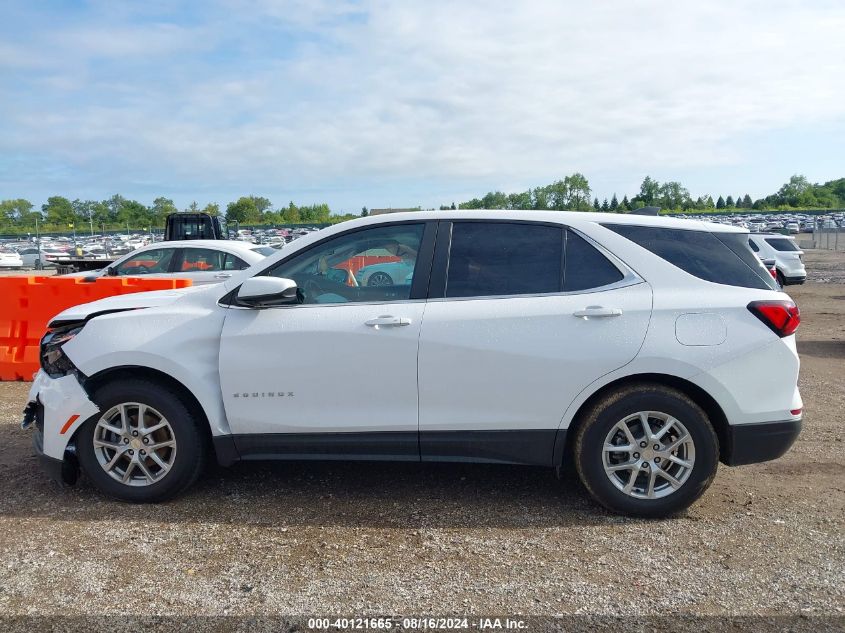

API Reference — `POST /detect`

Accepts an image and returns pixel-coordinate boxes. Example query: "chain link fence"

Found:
[811,219,845,251]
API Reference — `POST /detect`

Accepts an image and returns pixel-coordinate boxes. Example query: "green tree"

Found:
[725,195,735,208]
[361,206,368,217]
[42,196,75,226]
[459,198,483,210]
[202,203,220,216]
[593,197,601,211]
[742,194,752,208]
[657,181,691,210]
[532,187,550,210]
[601,198,610,212]
[482,191,508,209]
[716,195,725,209]
[226,197,261,224]
[777,175,810,206]
[283,202,301,224]
[105,194,126,223]
[151,197,178,226]
[0,199,34,224]
[249,196,273,215]
[621,195,631,211]
[635,176,660,205]
[609,194,619,212]
[564,173,591,210]
[507,191,532,209]
[119,200,150,228]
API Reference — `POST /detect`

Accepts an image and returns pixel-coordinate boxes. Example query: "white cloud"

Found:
[2,0,844,204]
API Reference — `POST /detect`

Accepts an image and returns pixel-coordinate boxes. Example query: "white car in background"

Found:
[62,240,275,285]
[16,247,57,268]
[23,211,802,517]
[747,234,806,286]
[0,250,24,268]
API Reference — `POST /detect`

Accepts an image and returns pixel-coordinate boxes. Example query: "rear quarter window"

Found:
[764,238,800,252]
[563,230,624,291]
[603,224,777,291]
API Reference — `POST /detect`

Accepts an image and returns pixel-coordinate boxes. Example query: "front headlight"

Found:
[40,323,84,378]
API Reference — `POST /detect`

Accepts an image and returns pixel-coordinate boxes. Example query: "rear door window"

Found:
[604,224,777,291]
[445,222,563,298]
[180,248,226,271]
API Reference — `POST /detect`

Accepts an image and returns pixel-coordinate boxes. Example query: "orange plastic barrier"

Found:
[0,276,192,381]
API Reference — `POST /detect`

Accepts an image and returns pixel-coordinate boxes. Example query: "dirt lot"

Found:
[0,250,843,630]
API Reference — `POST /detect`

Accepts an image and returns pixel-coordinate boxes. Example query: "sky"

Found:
[1,0,844,214]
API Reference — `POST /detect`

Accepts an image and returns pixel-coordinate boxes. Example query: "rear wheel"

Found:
[573,384,719,517]
[76,380,206,502]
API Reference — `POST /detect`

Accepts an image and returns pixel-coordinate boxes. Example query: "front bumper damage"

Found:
[21,371,100,484]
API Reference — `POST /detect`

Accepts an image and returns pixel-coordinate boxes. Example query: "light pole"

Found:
[35,216,42,270]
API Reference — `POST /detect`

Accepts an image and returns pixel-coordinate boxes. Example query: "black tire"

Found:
[573,383,719,518]
[76,380,207,502]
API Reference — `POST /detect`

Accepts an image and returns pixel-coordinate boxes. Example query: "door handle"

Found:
[365,315,412,328]
[573,306,623,318]
[214,273,232,279]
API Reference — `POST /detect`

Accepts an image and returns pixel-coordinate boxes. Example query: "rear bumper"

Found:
[723,419,802,466]
[780,274,806,286]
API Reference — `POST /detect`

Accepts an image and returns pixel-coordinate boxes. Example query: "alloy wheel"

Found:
[602,411,696,499]
[92,402,177,487]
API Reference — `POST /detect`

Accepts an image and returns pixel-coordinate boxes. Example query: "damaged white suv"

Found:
[22,211,803,517]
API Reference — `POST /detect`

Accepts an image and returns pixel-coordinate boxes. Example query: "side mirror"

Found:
[237,277,299,307]
[106,266,117,276]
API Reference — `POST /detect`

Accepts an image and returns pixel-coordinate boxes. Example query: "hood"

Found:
[49,284,211,325]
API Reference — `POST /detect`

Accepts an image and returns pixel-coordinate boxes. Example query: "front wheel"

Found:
[76,380,207,502]
[367,271,393,286]
[573,384,719,517]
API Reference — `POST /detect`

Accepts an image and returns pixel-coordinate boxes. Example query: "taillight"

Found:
[747,300,800,337]
[769,266,777,279]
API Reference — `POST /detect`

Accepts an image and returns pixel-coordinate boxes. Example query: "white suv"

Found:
[22,211,803,517]
[747,233,806,286]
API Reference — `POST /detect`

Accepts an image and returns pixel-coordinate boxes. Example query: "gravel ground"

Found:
[0,250,843,631]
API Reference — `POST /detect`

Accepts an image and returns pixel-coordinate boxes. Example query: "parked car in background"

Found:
[62,240,275,285]
[24,210,802,518]
[758,257,778,283]
[0,250,24,268]
[747,234,806,286]
[355,259,416,286]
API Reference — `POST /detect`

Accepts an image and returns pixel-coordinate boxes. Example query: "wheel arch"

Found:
[555,373,730,469]
[78,365,216,457]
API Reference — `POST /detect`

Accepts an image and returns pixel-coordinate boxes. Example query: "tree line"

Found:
[0,194,361,234]
[451,174,845,214]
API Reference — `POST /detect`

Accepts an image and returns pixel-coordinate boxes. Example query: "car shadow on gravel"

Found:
[796,339,845,359]
[0,450,646,527]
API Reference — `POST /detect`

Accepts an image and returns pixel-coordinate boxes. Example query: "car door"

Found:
[218,221,436,460]
[171,247,247,285]
[417,221,653,466]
